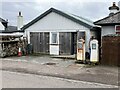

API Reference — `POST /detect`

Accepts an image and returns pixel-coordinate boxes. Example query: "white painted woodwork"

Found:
[49,32,59,55]
[0,22,5,30]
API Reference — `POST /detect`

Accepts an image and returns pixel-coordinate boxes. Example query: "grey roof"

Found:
[0,26,23,33]
[94,11,120,25]
[65,13,94,27]
[22,8,95,30]
[6,26,17,31]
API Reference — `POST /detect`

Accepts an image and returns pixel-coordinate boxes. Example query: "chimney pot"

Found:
[109,2,119,16]
[19,11,22,16]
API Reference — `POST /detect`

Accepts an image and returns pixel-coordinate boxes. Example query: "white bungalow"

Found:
[22,8,101,55]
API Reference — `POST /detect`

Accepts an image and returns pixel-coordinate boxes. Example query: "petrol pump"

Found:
[77,37,85,61]
[90,39,99,63]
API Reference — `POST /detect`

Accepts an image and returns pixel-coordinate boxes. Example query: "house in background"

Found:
[0,12,24,36]
[22,8,101,55]
[94,2,120,66]
[94,2,120,36]
[0,12,26,57]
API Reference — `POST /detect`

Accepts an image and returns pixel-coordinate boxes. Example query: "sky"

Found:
[0,0,120,26]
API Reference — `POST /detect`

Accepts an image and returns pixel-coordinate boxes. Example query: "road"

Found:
[2,70,118,88]
[1,56,119,86]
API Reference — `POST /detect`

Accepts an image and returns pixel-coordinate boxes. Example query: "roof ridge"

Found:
[22,7,94,30]
[94,11,120,25]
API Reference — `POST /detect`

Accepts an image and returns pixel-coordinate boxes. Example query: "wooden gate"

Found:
[102,36,120,66]
[59,32,85,55]
[30,32,49,54]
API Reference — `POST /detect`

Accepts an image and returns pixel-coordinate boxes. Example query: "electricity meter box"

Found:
[90,39,99,63]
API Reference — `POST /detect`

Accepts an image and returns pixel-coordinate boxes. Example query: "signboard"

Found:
[115,25,120,34]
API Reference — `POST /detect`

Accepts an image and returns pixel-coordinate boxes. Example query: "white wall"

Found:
[25,12,92,53]
[25,12,89,31]
[101,26,115,36]
[0,22,5,30]
[17,16,23,30]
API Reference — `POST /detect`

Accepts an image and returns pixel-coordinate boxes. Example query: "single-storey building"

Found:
[22,8,101,55]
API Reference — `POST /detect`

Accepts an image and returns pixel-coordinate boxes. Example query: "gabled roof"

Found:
[22,8,94,30]
[94,11,120,25]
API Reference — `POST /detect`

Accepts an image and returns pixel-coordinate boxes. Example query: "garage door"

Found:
[30,32,49,54]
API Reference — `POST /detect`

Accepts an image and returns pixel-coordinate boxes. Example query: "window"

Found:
[115,25,120,34]
[51,32,58,44]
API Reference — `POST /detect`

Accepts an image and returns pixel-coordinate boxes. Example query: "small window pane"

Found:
[52,33,57,43]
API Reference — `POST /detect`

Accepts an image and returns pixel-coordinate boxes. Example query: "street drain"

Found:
[44,62,56,65]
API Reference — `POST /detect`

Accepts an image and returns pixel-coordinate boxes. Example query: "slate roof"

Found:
[22,8,95,31]
[94,11,120,25]
[0,26,23,33]
[6,26,17,31]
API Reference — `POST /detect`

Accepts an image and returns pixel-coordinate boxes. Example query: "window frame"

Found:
[115,25,120,34]
[51,32,58,44]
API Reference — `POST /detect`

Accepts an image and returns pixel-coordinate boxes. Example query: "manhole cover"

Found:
[44,62,56,65]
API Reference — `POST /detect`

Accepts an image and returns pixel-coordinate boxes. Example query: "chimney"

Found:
[17,11,23,30]
[109,2,119,16]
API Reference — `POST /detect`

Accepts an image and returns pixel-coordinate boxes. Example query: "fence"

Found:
[102,35,120,66]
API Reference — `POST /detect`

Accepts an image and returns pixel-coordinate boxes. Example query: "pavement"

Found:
[0,55,119,87]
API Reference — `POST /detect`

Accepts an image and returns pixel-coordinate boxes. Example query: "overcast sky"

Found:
[1,0,120,26]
